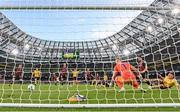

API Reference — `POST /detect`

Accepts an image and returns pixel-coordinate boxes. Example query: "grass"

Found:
[0,83,179,111]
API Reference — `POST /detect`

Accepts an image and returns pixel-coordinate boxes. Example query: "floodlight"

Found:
[146,26,153,32]
[12,49,19,55]
[123,49,130,56]
[157,18,164,24]
[172,8,180,15]
[24,44,30,50]
[112,45,117,50]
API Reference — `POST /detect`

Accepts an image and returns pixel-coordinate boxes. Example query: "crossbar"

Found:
[0,6,171,11]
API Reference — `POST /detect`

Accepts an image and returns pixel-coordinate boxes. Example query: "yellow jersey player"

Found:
[32,67,41,85]
[72,68,79,85]
[147,71,180,89]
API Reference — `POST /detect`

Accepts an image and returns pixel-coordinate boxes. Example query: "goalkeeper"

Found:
[112,57,140,91]
[145,71,180,89]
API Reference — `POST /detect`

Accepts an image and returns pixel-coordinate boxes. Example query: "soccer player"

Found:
[102,73,109,87]
[84,68,93,84]
[147,72,180,89]
[136,57,148,83]
[11,64,23,84]
[32,67,41,85]
[92,73,101,86]
[137,57,148,76]
[71,68,79,85]
[60,63,68,85]
[51,72,59,85]
[112,57,140,91]
[0,73,3,80]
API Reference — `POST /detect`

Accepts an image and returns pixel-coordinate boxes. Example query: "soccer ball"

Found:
[76,93,86,101]
[28,84,35,92]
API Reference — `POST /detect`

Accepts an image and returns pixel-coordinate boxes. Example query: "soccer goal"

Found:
[0,0,180,108]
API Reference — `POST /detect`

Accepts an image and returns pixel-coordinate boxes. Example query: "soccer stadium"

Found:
[0,0,180,111]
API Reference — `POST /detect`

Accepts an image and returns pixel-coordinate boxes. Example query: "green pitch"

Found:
[0,83,179,111]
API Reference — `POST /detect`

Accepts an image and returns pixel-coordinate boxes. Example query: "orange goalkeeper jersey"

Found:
[114,62,136,80]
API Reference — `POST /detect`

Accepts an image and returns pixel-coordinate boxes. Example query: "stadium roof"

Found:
[0,0,180,62]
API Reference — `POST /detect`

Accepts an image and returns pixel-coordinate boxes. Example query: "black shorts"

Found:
[14,75,22,80]
[73,77,77,80]
[141,72,148,79]
[61,75,67,80]
[35,77,40,80]
[87,76,93,80]
[136,77,142,84]
[160,85,169,89]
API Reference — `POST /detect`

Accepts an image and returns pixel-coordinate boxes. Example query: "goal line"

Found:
[0,103,180,108]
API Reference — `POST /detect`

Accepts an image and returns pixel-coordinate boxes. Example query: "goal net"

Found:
[0,0,180,108]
